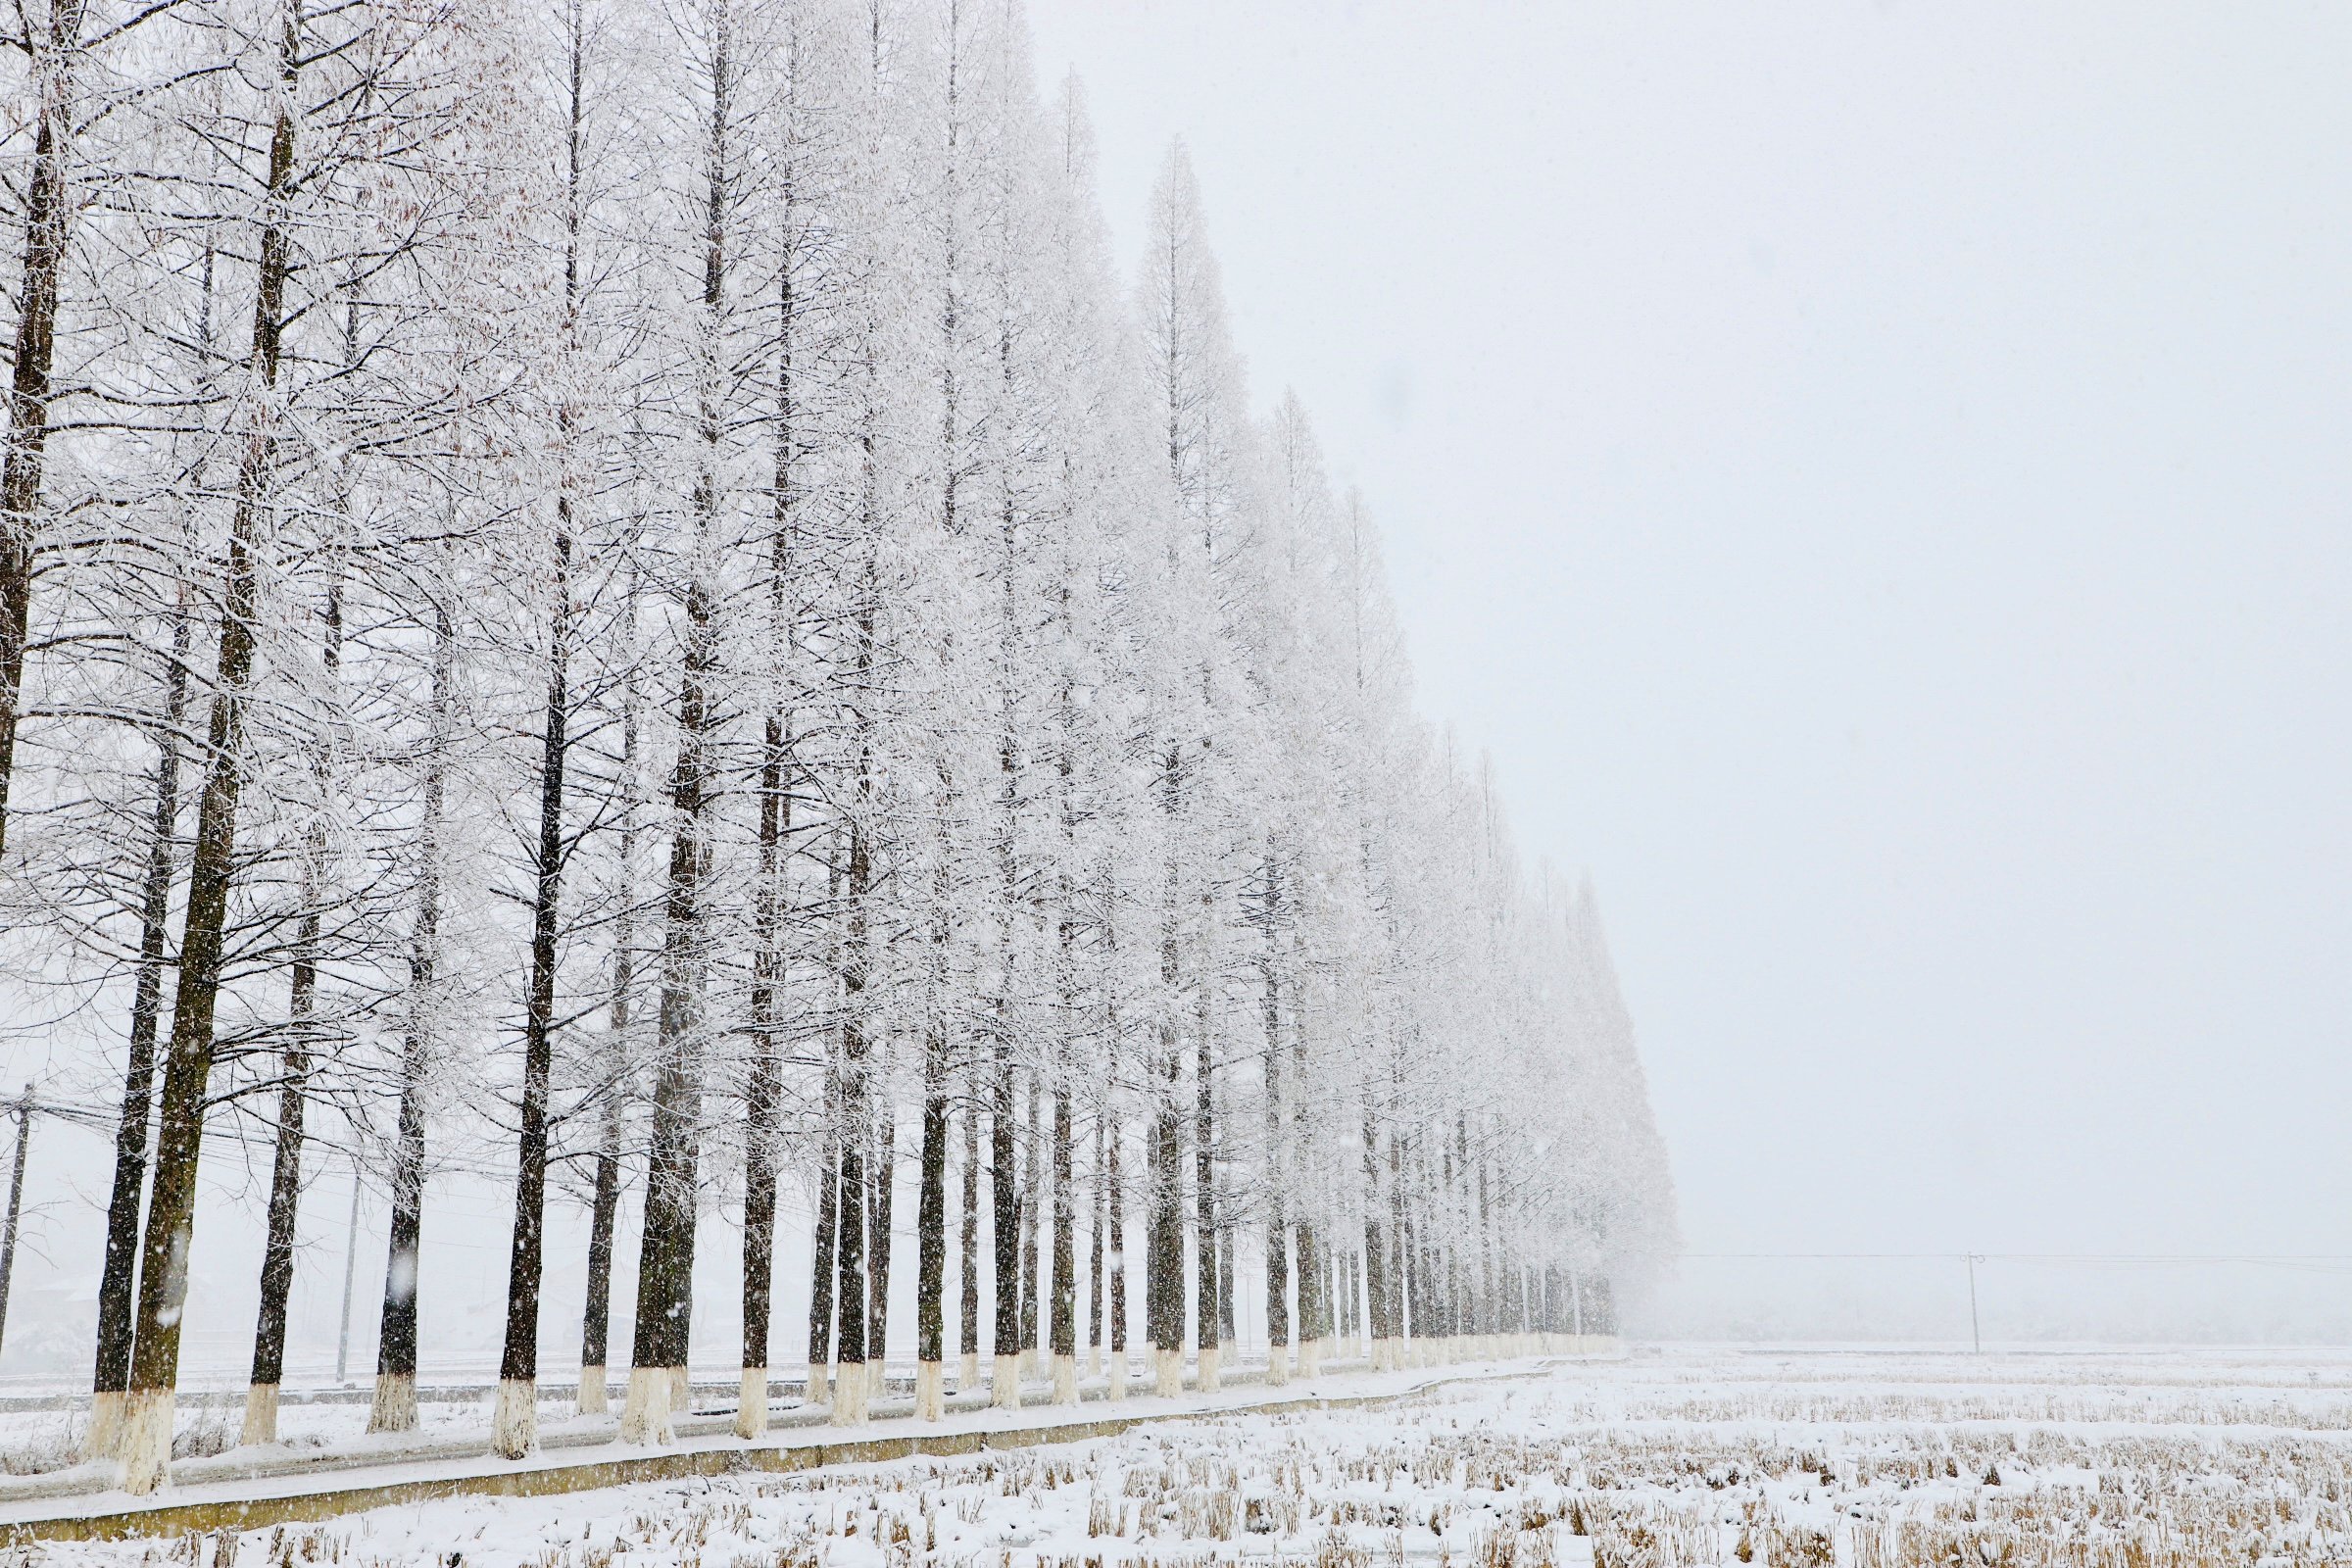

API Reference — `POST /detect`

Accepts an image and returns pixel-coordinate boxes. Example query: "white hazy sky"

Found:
[1024,0,2352,1301]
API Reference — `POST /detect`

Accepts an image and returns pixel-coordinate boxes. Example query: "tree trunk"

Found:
[1149,1039,1184,1396]
[736,699,788,1437]
[828,1082,867,1424]
[242,567,339,1449]
[1049,1087,1075,1403]
[120,73,297,1491]
[743,128,802,1438]
[956,1096,979,1391]
[1361,1115,1390,1369]
[1086,1113,1104,1379]
[1106,1102,1128,1398]
[0,0,87,857]
[864,1108,894,1406]
[370,604,453,1437]
[493,516,570,1457]
[806,1102,838,1403]
[582,559,642,1422]
[1018,1078,1040,1378]
[1261,882,1289,1384]
[1193,974,1219,1391]
[578,1090,621,1416]
[84,605,189,1462]
[989,1040,1020,1407]
[914,1024,948,1418]
[240,1036,306,1448]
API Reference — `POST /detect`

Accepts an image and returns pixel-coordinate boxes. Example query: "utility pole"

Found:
[0,1090,30,1362]
[1966,1252,1982,1354]
[335,1167,362,1384]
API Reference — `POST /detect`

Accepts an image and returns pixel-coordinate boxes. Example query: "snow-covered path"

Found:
[0,1355,1559,1544]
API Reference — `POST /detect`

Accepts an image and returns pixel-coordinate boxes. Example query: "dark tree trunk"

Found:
[806,1102,838,1398]
[85,605,190,1461]
[1107,1106,1128,1367]
[244,570,339,1448]
[496,8,594,1447]
[956,1096,979,1382]
[742,146,801,1436]
[865,1108,894,1389]
[1148,1019,1184,1391]
[736,690,788,1433]
[1087,1113,1104,1371]
[1215,1191,1236,1349]
[1193,981,1219,1386]
[0,0,87,856]
[1389,1131,1410,1353]
[621,0,733,1446]
[579,1092,621,1408]
[243,1038,306,1443]
[369,605,453,1436]
[914,1024,949,1415]
[1018,1079,1040,1371]
[989,1041,1020,1402]
[829,1089,867,1412]
[119,40,297,1497]
[1361,1115,1389,1360]
[581,548,642,1420]
[1261,911,1289,1369]
[1049,1087,1075,1399]
[494,514,571,1457]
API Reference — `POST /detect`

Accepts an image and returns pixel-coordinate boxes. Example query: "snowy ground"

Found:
[13,1346,2352,1565]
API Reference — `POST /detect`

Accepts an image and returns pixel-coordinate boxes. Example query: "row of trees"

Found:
[0,0,1676,1496]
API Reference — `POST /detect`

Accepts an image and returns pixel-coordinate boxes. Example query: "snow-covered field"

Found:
[16,1347,2352,1566]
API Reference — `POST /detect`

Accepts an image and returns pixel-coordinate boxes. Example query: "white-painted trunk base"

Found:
[735,1367,768,1439]
[82,1389,126,1464]
[578,1363,608,1417]
[805,1361,829,1404]
[368,1371,418,1434]
[1087,1347,1102,1379]
[1266,1343,1290,1385]
[1051,1352,1078,1405]
[1196,1343,1221,1393]
[1298,1338,1322,1378]
[492,1377,537,1458]
[832,1361,870,1426]
[619,1365,673,1445]
[958,1351,979,1392]
[120,1388,175,1496]
[1152,1347,1183,1397]
[239,1382,279,1447]
[915,1360,945,1421]
[1106,1348,1128,1401]
[992,1352,1021,1409]
[669,1364,692,1413]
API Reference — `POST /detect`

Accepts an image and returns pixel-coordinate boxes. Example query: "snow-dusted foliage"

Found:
[0,0,1674,1491]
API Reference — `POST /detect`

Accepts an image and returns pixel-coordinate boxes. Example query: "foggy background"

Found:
[1019,0,2352,1342]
